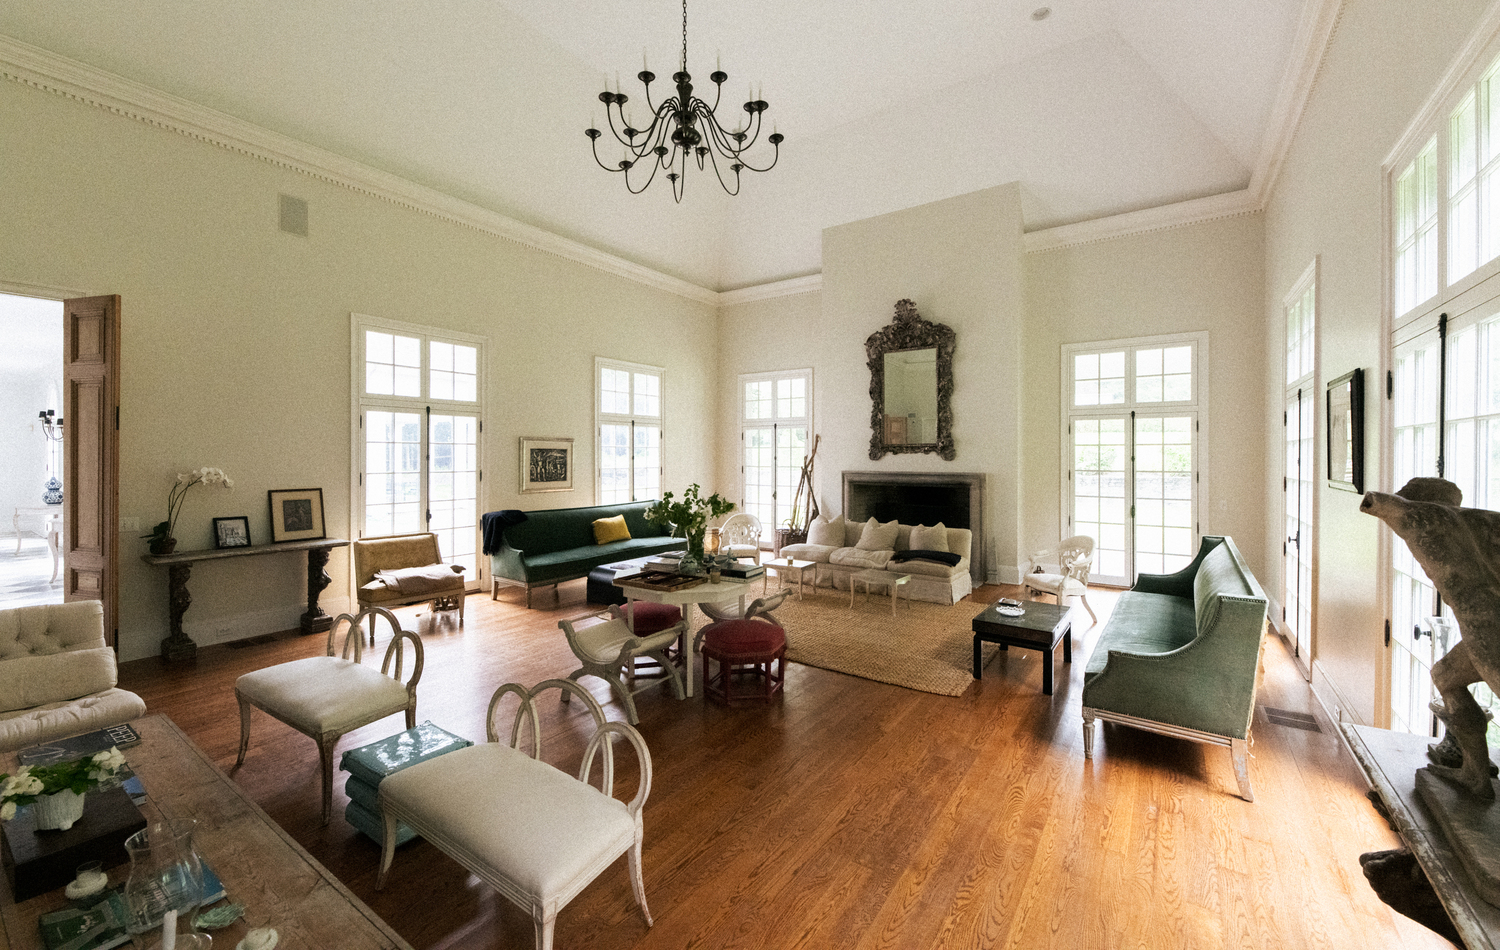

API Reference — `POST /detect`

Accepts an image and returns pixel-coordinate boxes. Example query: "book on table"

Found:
[18,723,142,766]
[339,721,473,787]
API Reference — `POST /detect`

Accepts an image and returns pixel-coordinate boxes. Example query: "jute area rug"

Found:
[770,587,979,697]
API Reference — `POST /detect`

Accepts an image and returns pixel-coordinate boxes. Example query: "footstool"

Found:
[700,618,787,706]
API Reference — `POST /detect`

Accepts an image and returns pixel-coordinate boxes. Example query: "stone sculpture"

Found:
[1360,476,1500,798]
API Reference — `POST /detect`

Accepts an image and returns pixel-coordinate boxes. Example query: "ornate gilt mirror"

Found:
[866,299,955,460]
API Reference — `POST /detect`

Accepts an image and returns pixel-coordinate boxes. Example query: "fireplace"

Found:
[842,472,985,581]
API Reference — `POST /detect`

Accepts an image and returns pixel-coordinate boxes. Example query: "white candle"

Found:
[162,910,177,950]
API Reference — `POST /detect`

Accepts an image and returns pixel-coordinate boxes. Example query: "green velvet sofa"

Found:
[488,502,683,607]
[1081,536,1268,801]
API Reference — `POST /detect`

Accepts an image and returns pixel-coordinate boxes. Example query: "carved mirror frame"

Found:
[866,299,956,460]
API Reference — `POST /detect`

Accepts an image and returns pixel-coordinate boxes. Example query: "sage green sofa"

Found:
[488,502,682,607]
[1081,536,1268,801]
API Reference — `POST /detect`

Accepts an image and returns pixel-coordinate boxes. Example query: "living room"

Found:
[1,0,1496,947]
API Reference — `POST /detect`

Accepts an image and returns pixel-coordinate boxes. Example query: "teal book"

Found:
[339,721,471,787]
[37,888,130,950]
[344,800,417,848]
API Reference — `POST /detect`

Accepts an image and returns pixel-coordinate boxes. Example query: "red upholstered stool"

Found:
[700,618,787,706]
[612,601,686,679]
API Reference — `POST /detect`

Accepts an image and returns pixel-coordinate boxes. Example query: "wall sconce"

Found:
[37,409,63,442]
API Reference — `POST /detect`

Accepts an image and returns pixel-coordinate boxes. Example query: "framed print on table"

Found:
[213,516,251,549]
[268,488,326,542]
[1327,368,1364,494]
[520,437,574,493]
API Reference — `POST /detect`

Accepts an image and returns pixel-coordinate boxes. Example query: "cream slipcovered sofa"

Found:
[0,600,146,752]
[779,515,973,605]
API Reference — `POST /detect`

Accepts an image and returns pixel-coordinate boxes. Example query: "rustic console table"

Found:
[142,538,349,662]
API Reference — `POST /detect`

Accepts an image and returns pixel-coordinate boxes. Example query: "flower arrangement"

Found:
[143,467,233,554]
[644,485,735,561]
[0,747,128,821]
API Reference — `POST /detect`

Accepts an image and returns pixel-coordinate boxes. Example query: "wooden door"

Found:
[63,295,120,648]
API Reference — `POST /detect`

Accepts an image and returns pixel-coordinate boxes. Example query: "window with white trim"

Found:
[354,317,484,580]
[1282,264,1317,670]
[1063,333,1205,586]
[739,370,812,535]
[596,358,663,504]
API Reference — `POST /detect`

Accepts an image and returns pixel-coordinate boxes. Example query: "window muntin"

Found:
[597,358,664,505]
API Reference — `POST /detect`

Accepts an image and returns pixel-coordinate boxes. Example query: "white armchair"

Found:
[720,512,763,564]
[1022,535,1097,622]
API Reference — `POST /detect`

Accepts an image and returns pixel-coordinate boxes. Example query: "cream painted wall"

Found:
[1,80,718,661]
[1262,0,1489,726]
[1022,214,1268,583]
[721,184,1025,582]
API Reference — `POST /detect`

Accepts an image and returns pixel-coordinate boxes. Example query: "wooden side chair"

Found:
[558,610,687,725]
[376,679,654,950]
[234,606,423,824]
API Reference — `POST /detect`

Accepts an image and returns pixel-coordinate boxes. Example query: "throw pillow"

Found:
[806,515,845,547]
[0,647,116,713]
[910,522,949,553]
[592,515,632,545]
[855,517,900,551]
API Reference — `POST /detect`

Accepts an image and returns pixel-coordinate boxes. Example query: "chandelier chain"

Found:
[682,0,688,72]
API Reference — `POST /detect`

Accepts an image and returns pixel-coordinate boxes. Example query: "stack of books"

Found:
[722,560,765,580]
[339,721,472,846]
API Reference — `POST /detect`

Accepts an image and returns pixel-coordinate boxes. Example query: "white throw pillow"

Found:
[855,518,900,551]
[910,523,949,553]
[806,515,845,547]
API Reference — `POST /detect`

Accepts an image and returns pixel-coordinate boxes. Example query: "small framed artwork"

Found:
[213,516,251,549]
[268,488,326,542]
[520,437,574,493]
[1327,368,1365,494]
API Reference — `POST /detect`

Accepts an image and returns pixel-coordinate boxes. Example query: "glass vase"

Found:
[123,819,211,949]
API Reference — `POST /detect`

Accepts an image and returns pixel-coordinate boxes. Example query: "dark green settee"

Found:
[1081,536,1268,801]
[488,502,682,607]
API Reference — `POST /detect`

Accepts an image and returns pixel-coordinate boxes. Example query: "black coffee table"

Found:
[971,600,1073,694]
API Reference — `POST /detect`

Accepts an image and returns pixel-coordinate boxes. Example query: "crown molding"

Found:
[0,34,720,308]
[1250,0,1346,203]
[1022,190,1262,253]
[718,274,823,307]
[0,278,89,300]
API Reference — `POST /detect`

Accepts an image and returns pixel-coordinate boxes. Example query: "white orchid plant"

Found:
[143,466,234,548]
[0,747,128,821]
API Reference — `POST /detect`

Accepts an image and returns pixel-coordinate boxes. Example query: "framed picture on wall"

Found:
[520,437,573,493]
[213,516,251,549]
[1327,368,1364,494]
[268,488,326,542]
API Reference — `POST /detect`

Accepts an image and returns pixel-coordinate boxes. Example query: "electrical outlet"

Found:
[120,517,140,533]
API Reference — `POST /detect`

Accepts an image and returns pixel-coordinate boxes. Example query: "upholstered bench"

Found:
[376,680,654,950]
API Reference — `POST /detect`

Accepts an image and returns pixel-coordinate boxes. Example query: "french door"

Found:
[740,371,811,533]
[1070,411,1197,586]
[1284,388,1314,667]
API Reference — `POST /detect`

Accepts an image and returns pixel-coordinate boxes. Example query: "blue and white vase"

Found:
[42,477,63,506]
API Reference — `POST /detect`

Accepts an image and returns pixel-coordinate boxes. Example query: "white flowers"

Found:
[0,746,129,821]
[178,467,234,490]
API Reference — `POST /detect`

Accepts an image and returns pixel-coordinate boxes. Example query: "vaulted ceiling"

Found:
[0,0,1308,292]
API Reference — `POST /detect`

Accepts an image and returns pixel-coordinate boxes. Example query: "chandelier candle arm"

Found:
[584,0,782,202]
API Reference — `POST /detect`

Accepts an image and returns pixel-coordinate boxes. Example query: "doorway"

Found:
[0,292,65,607]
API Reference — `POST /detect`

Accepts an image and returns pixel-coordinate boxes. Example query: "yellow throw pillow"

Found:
[593,515,632,544]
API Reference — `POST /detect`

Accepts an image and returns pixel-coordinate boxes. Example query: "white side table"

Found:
[13,505,57,555]
[850,569,911,616]
[769,558,818,599]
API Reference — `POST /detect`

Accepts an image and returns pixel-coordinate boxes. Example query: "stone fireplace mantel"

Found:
[842,471,985,582]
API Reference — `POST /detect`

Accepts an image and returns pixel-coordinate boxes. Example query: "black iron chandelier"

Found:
[586,0,783,201]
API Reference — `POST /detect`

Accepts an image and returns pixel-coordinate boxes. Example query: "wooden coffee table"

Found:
[971,600,1073,695]
[0,715,413,950]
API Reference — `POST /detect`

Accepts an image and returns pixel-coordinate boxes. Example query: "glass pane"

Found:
[634,372,661,418]
[599,424,630,504]
[745,381,772,420]
[1073,351,1125,407]
[601,368,630,415]
[1073,416,1128,583]
[634,425,661,501]
[1135,414,1195,575]
[364,410,423,537]
[430,341,478,404]
[429,413,479,577]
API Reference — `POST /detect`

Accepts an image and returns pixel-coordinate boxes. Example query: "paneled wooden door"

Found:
[63,295,120,648]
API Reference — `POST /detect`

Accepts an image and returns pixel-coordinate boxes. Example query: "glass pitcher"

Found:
[123,819,212,950]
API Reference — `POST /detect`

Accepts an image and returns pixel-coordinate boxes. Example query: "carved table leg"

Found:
[300,546,334,635]
[160,562,198,662]
[1359,848,1461,945]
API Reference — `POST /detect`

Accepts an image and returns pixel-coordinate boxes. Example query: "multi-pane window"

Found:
[1063,335,1203,586]
[356,320,483,580]
[1282,266,1316,669]
[597,359,663,504]
[1286,279,1315,386]
[1395,138,1439,316]
[1449,60,1500,284]
[740,371,812,535]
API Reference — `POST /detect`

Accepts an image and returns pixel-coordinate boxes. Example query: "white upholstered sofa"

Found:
[0,601,146,752]
[779,515,973,604]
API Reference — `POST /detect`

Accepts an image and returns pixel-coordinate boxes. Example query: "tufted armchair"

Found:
[0,600,146,752]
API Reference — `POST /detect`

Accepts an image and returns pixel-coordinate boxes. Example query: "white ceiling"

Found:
[0,0,1306,292]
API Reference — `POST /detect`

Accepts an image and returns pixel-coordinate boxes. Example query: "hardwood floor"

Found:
[117,582,1451,949]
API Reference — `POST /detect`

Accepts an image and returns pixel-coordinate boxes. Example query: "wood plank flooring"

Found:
[117,582,1453,949]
